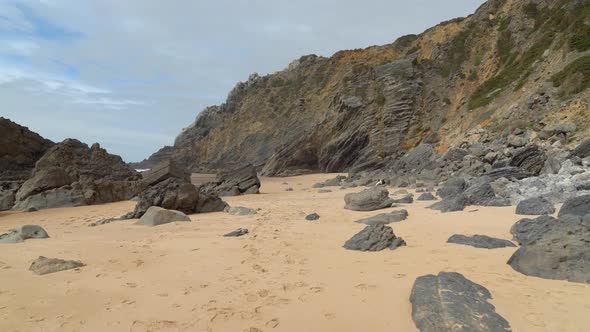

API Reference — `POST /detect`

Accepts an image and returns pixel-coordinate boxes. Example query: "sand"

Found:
[1,173,589,332]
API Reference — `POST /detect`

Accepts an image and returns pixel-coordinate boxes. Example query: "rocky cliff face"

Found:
[0,117,54,181]
[137,0,590,175]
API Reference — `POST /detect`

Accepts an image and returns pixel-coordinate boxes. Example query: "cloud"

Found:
[0,0,485,162]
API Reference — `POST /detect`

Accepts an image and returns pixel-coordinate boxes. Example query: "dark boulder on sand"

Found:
[355,210,408,225]
[343,224,406,251]
[29,256,84,275]
[0,225,49,243]
[344,187,394,211]
[515,197,555,215]
[201,164,261,196]
[447,234,515,249]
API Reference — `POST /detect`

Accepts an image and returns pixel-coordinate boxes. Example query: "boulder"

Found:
[510,215,557,245]
[227,206,257,216]
[29,256,84,275]
[344,187,394,211]
[571,139,590,158]
[486,167,533,180]
[417,192,437,201]
[12,139,141,211]
[318,189,332,193]
[558,194,590,218]
[0,181,21,210]
[313,175,346,188]
[447,234,516,249]
[428,196,466,213]
[509,145,547,176]
[202,164,261,196]
[463,181,497,206]
[0,117,54,181]
[127,178,227,219]
[0,225,49,243]
[508,216,590,283]
[436,178,467,199]
[224,228,249,237]
[343,224,406,251]
[140,159,189,186]
[399,144,435,172]
[305,213,320,221]
[391,193,414,204]
[515,197,555,215]
[354,210,408,225]
[410,272,512,332]
[135,206,191,226]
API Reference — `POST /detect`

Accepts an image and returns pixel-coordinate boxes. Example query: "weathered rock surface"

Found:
[344,187,394,211]
[224,228,249,237]
[515,197,555,215]
[140,159,189,186]
[391,192,414,204]
[510,215,557,246]
[305,213,320,221]
[428,195,466,213]
[509,146,547,176]
[0,181,21,210]
[417,192,437,201]
[201,164,260,196]
[127,178,227,219]
[508,216,590,283]
[343,224,406,251]
[0,225,49,243]
[410,272,512,332]
[135,206,191,226]
[558,194,590,218]
[227,206,257,216]
[447,234,515,249]
[313,176,346,188]
[571,139,590,159]
[30,256,84,275]
[13,139,142,211]
[0,117,54,181]
[354,210,408,225]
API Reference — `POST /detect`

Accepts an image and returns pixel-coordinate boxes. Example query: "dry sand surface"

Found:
[1,173,590,332]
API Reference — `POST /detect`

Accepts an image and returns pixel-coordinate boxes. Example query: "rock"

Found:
[224,228,249,237]
[436,178,467,199]
[571,139,590,158]
[417,192,437,201]
[29,256,84,275]
[140,159,189,186]
[305,213,320,221]
[427,196,466,213]
[343,224,406,251]
[515,197,555,215]
[13,139,141,211]
[135,206,191,226]
[204,164,261,196]
[313,175,347,188]
[410,272,512,332]
[227,206,257,216]
[391,193,414,204]
[0,117,54,181]
[509,145,547,176]
[558,194,590,218]
[463,181,498,206]
[399,144,435,172]
[510,215,557,245]
[508,216,590,283]
[486,167,533,180]
[447,234,516,249]
[0,181,21,210]
[0,225,49,243]
[284,187,294,191]
[318,189,332,193]
[444,148,469,162]
[355,210,408,225]
[127,178,227,219]
[343,187,394,211]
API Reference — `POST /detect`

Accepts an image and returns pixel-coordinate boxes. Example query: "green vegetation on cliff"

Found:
[551,56,590,97]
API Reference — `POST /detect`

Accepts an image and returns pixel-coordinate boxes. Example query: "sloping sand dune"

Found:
[1,174,589,331]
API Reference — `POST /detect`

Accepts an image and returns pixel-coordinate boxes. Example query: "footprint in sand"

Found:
[257,289,270,298]
[243,328,263,332]
[265,318,280,328]
[309,286,324,293]
[131,320,179,332]
[355,284,377,291]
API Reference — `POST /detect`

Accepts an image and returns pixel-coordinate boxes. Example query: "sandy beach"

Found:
[1,173,589,332]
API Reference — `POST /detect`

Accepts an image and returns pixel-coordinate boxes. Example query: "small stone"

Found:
[305,213,320,221]
[29,256,84,275]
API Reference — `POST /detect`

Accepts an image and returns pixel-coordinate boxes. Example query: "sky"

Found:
[0,0,485,162]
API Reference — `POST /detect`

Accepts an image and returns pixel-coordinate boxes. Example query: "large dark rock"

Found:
[417,192,437,201]
[0,117,54,181]
[410,272,512,332]
[571,139,590,159]
[398,144,435,172]
[140,159,189,186]
[510,215,557,245]
[201,164,261,196]
[135,206,191,226]
[355,210,408,225]
[508,216,590,283]
[436,177,467,199]
[515,197,555,215]
[312,175,346,188]
[29,256,84,275]
[127,178,227,219]
[0,225,49,243]
[509,145,547,176]
[557,194,590,218]
[428,196,466,213]
[13,139,142,211]
[485,167,533,180]
[344,187,394,211]
[0,181,21,210]
[343,224,406,251]
[447,234,515,249]
[463,182,497,206]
